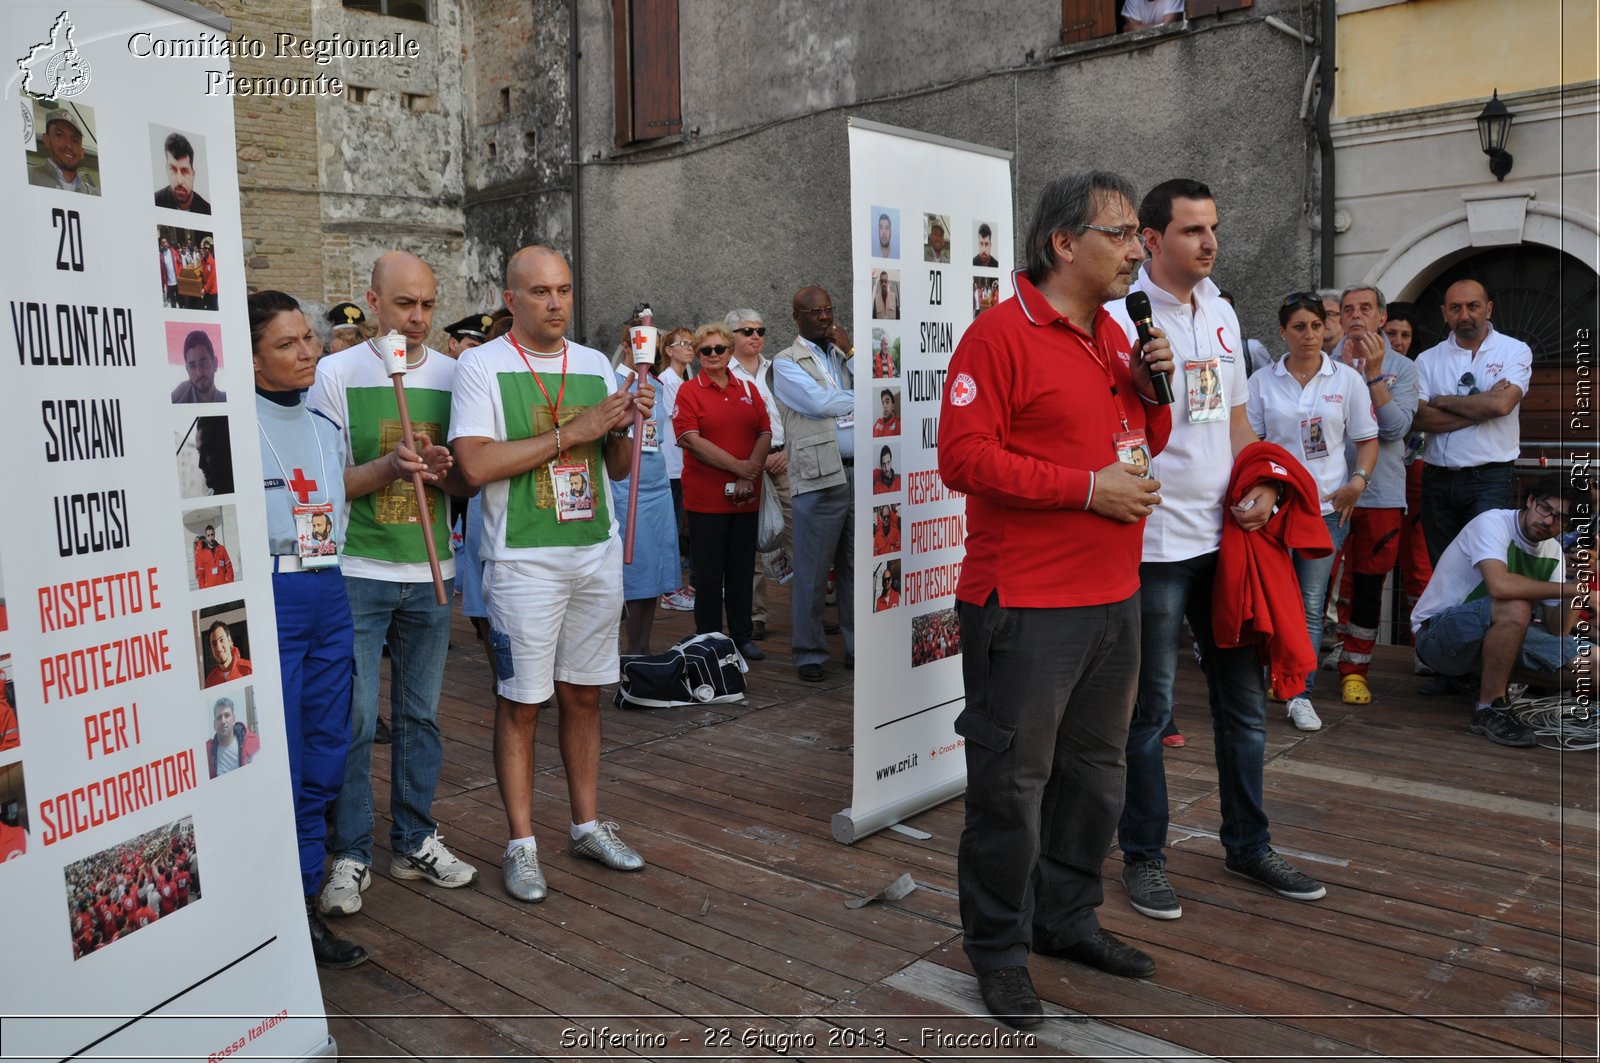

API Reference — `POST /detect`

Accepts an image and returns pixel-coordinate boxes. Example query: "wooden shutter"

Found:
[612,0,681,146]
[1187,0,1254,17]
[1061,0,1115,44]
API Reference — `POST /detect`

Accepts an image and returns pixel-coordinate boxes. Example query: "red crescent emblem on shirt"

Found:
[1216,327,1233,353]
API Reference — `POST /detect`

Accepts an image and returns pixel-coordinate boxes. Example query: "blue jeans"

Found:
[1121,553,1270,866]
[1289,513,1349,698]
[329,574,454,865]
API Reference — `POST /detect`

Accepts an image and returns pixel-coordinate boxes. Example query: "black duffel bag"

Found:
[614,632,748,709]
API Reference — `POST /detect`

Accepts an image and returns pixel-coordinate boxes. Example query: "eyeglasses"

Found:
[1532,498,1570,529]
[733,327,766,337]
[1082,223,1140,246]
[1282,291,1320,305]
[799,305,834,318]
[665,339,692,349]
[1458,371,1481,395]
[698,344,729,356]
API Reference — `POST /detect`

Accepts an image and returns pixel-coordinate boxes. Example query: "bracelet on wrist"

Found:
[1352,468,1371,485]
[1366,375,1386,386]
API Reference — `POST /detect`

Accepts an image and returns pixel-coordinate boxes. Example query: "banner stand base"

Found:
[832,776,965,844]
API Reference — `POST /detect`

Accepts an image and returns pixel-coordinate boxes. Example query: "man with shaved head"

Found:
[308,250,480,920]
[1412,278,1532,563]
[450,244,656,903]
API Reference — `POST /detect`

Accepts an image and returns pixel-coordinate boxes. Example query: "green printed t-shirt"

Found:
[448,336,618,576]
[308,343,458,583]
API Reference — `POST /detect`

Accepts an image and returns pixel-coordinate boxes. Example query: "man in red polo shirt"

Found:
[203,620,252,687]
[940,170,1173,1028]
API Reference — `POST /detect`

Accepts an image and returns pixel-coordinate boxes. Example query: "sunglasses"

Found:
[665,339,692,349]
[733,327,766,337]
[1282,291,1320,305]
[1458,371,1481,395]
[698,344,729,356]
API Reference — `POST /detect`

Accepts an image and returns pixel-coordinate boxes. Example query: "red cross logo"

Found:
[631,331,651,351]
[287,468,319,503]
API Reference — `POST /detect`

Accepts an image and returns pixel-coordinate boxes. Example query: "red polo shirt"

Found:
[939,272,1171,608]
[673,372,771,513]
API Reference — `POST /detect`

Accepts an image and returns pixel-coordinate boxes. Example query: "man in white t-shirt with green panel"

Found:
[1412,475,1591,747]
[451,245,655,903]
[310,251,479,917]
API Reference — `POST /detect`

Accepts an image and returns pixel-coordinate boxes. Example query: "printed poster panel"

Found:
[1,3,330,1059]
[838,119,1013,842]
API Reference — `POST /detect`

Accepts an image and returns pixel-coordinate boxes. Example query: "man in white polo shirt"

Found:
[1106,179,1327,923]
[726,307,790,645]
[1412,278,1532,564]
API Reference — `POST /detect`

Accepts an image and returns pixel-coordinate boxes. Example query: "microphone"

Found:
[1124,291,1173,405]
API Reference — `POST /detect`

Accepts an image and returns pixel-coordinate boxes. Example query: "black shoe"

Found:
[1038,928,1155,978]
[373,716,392,745]
[797,663,824,682]
[1224,849,1327,900]
[976,966,1043,1029]
[1470,700,1536,747]
[739,641,766,662]
[1121,859,1182,920]
[307,897,368,969]
[824,620,841,635]
[752,620,767,641]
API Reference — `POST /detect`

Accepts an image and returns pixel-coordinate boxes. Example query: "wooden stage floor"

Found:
[321,588,1598,1062]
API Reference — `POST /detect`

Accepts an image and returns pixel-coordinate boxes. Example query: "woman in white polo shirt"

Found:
[1247,293,1380,731]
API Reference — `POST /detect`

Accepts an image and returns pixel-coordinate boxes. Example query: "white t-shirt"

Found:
[657,366,686,480]
[1414,326,1533,468]
[1122,0,1185,21]
[1247,354,1379,514]
[449,335,619,574]
[1105,270,1247,563]
[1411,509,1564,631]
[308,342,458,583]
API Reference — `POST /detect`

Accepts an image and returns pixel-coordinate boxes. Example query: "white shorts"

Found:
[482,541,623,704]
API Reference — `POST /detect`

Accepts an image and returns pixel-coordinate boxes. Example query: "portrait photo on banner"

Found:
[0,653,18,753]
[166,321,226,405]
[24,99,102,197]
[194,599,251,690]
[182,505,241,591]
[922,212,951,264]
[871,503,902,557]
[973,276,1000,317]
[63,816,200,960]
[872,387,902,438]
[873,558,902,613]
[203,686,261,781]
[149,123,213,215]
[872,441,902,495]
[155,224,218,311]
[870,328,901,379]
[972,219,1000,267]
[870,205,899,259]
[175,415,234,499]
[871,269,900,321]
[911,606,961,668]
[1,762,29,863]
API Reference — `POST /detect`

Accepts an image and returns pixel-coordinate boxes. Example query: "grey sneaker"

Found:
[569,821,645,871]
[502,843,547,902]
[1225,849,1326,901]
[1121,859,1182,919]
[391,830,477,888]
[318,856,370,916]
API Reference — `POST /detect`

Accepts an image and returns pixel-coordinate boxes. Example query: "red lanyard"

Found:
[1071,327,1131,430]
[513,336,569,423]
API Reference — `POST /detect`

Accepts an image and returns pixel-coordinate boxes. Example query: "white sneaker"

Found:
[391,830,477,888]
[1287,696,1323,732]
[318,856,371,916]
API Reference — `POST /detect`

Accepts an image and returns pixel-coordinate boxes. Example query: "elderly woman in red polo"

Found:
[672,323,772,662]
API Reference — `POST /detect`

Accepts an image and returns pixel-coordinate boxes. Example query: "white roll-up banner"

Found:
[2,2,333,1058]
[835,119,1014,844]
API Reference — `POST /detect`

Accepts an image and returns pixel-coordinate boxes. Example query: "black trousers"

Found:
[687,510,757,644]
[956,591,1141,974]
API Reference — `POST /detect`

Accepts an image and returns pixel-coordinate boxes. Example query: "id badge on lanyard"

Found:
[1185,358,1226,423]
[294,502,339,567]
[1114,429,1152,478]
[550,461,596,522]
[1301,416,1330,460]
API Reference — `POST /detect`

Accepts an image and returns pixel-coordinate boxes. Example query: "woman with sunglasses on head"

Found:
[655,327,697,612]
[672,323,772,663]
[1246,293,1380,731]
